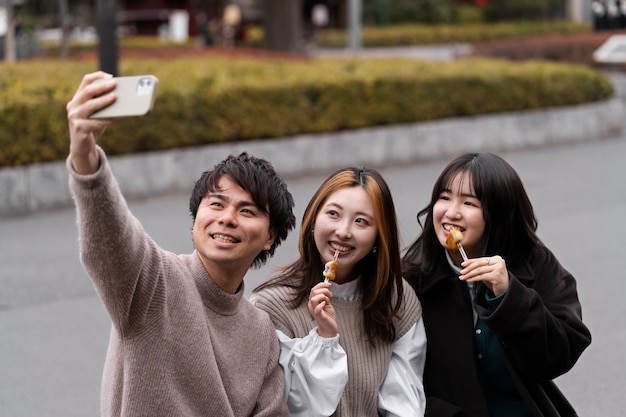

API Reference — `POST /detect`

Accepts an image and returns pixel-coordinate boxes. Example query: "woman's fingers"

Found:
[460,255,509,296]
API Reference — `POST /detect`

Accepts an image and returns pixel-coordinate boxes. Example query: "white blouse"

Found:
[277,278,427,417]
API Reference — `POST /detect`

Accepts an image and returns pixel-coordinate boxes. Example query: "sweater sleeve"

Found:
[67,146,165,335]
[277,328,348,417]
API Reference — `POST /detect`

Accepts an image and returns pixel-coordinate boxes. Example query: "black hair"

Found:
[403,152,543,278]
[189,152,295,268]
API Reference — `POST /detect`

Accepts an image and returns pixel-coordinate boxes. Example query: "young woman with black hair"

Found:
[402,152,591,417]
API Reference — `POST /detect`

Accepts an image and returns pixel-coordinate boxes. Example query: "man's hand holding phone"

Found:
[89,75,159,119]
[67,73,159,174]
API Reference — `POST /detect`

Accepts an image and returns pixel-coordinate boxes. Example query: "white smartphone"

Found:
[90,75,159,119]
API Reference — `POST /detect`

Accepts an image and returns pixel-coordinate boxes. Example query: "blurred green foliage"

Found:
[315,20,591,48]
[361,0,569,25]
[0,53,613,167]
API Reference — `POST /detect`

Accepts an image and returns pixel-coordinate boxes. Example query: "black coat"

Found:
[408,246,591,417]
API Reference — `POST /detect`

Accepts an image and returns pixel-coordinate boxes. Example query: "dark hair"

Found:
[189,152,295,268]
[403,152,543,278]
[255,166,404,345]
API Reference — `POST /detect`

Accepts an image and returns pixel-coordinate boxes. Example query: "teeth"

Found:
[213,234,236,243]
[330,242,350,252]
[444,224,461,232]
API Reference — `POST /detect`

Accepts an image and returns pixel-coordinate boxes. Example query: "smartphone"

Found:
[90,75,159,119]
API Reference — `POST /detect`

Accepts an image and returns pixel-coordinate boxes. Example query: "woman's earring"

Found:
[372,247,377,253]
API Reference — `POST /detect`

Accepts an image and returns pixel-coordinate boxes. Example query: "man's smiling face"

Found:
[192,175,275,290]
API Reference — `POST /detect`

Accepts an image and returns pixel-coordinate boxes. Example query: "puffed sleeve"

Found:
[277,328,348,417]
[377,318,427,417]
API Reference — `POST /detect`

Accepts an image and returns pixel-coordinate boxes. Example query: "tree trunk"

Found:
[3,0,16,62]
[59,0,69,58]
[262,0,304,53]
[96,0,118,75]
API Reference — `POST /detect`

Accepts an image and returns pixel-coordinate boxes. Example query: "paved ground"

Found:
[1,135,625,416]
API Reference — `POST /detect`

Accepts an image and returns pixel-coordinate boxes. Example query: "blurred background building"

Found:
[0,0,600,60]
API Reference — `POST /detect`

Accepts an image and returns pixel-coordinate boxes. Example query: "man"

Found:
[66,71,295,416]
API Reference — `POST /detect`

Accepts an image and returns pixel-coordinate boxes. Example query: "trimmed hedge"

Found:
[0,54,614,167]
[314,21,592,48]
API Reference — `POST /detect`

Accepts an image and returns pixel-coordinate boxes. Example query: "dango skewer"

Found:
[323,250,339,283]
[446,228,468,262]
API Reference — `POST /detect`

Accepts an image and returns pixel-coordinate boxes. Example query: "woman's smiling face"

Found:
[433,171,485,263]
[313,186,378,284]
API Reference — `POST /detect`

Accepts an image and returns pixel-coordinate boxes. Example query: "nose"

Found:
[446,201,462,220]
[219,207,238,227]
[335,219,352,239]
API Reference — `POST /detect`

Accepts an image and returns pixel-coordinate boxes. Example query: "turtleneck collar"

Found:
[190,251,243,316]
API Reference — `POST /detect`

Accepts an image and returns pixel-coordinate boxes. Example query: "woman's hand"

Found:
[308,282,338,338]
[460,255,509,296]
[66,71,117,174]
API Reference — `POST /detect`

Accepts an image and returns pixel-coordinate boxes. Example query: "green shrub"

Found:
[0,54,613,167]
[364,0,456,25]
[484,0,566,21]
[315,21,591,48]
[455,6,485,24]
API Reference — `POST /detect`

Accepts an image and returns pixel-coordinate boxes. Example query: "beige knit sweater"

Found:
[67,148,288,417]
[252,279,421,417]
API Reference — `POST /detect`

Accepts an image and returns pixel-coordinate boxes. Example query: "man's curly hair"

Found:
[189,152,296,268]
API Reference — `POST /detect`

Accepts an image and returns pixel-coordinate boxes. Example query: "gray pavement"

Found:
[2,135,626,416]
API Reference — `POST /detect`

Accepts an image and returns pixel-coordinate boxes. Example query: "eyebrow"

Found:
[207,193,264,212]
[326,202,374,219]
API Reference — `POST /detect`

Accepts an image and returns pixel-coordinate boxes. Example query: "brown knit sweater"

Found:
[67,147,288,417]
[252,279,421,417]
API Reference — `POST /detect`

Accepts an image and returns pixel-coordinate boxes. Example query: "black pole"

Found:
[96,0,119,75]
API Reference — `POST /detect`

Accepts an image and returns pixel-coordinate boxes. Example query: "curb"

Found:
[0,96,623,218]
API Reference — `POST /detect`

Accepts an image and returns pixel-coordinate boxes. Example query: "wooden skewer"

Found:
[457,243,468,263]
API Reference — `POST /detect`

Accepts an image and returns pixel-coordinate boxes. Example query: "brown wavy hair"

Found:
[254,166,404,345]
